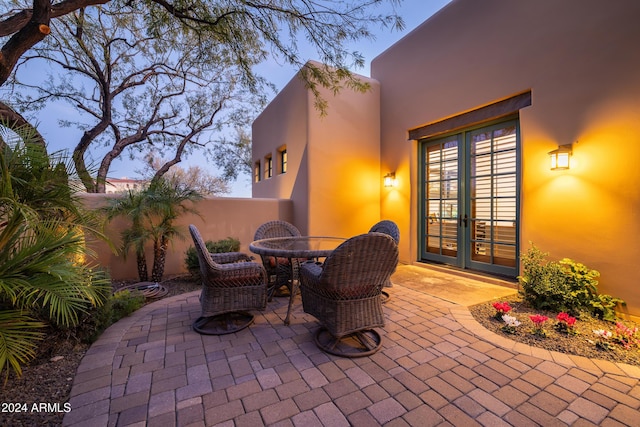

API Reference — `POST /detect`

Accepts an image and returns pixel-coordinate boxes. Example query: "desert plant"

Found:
[0,125,110,379]
[72,288,146,343]
[104,177,203,282]
[185,237,241,276]
[207,237,241,253]
[518,244,623,321]
[518,245,569,311]
[110,290,146,321]
[104,190,151,281]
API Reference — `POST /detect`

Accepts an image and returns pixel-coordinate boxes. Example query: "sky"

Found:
[17,0,451,197]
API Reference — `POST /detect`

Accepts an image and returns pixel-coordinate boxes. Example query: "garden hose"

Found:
[115,282,168,299]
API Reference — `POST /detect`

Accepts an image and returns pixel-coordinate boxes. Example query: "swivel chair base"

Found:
[381,290,390,304]
[192,312,254,335]
[314,327,382,358]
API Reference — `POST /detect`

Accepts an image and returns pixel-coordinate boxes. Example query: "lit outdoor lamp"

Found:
[383,172,396,187]
[548,144,572,170]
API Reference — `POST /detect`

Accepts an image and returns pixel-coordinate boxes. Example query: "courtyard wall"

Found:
[80,194,293,281]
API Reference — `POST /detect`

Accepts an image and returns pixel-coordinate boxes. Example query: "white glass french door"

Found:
[420,120,520,277]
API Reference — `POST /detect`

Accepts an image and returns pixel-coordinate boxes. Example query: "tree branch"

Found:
[153,99,226,181]
[0,0,108,36]
[0,101,46,148]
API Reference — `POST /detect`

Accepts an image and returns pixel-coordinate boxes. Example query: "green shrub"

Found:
[111,290,146,320]
[0,133,113,378]
[518,244,623,321]
[210,237,241,253]
[73,289,146,343]
[185,237,241,276]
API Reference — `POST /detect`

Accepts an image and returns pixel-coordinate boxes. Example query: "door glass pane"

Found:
[421,120,518,276]
[494,220,516,244]
[424,136,459,258]
[494,126,517,150]
[469,124,517,267]
[427,236,440,254]
[494,244,516,267]
[472,220,489,257]
[494,174,516,197]
[471,133,492,155]
[472,197,490,220]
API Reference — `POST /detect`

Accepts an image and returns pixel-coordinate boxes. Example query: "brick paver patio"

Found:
[63,266,640,426]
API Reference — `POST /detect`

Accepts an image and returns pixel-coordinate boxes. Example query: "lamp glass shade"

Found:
[548,145,572,170]
[552,152,570,170]
[384,172,395,187]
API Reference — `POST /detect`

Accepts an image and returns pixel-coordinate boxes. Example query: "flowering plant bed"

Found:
[469,297,640,367]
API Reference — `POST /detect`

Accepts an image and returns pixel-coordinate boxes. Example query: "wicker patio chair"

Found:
[189,225,267,335]
[299,232,399,357]
[369,220,400,244]
[253,220,303,299]
[369,220,400,302]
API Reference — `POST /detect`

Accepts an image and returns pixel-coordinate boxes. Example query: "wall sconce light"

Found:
[548,144,572,170]
[383,172,396,187]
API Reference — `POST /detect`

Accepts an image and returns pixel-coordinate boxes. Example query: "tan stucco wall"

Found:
[372,0,640,315]
[252,75,311,234]
[80,194,293,280]
[252,67,382,238]
[306,81,381,237]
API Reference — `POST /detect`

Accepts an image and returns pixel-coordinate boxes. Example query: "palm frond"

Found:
[0,310,45,380]
[0,122,112,377]
[0,216,110,324]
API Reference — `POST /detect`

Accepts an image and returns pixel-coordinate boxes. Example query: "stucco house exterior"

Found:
[251,0,640,317]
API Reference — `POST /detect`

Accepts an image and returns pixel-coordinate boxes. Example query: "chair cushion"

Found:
[268,256,291,268]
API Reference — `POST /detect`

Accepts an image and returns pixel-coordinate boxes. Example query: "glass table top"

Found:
[249,236,346,258]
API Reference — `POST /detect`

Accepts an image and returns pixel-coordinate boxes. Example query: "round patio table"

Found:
[249,236,346,325]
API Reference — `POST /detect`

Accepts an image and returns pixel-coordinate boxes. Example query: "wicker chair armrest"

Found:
[300,260,323,286]
[210,252,254,264]
[301,259,323,274]
[215,261,266,278]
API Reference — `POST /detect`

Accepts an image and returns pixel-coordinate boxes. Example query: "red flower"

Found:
[492,302,512,314]
[529,314,548,326]
[556,312,576,326]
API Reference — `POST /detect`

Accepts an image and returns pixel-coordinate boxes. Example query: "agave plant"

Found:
[0,124,111,379]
